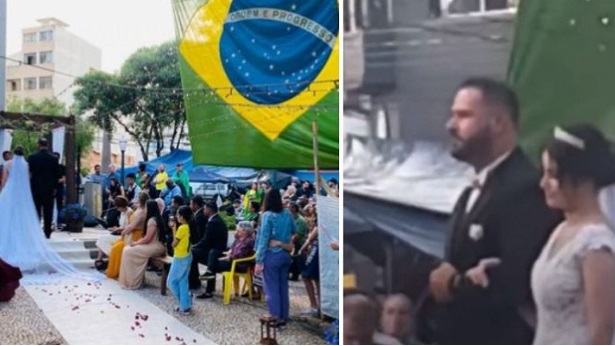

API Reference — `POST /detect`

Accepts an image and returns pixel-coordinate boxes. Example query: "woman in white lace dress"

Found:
[532,125,615,344]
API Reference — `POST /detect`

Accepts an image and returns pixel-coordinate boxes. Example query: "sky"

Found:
[6,0,177,73]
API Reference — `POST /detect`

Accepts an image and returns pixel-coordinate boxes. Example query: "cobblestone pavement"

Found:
[0,273,330,345]
[139,271,329,345]
[0,287,66,345]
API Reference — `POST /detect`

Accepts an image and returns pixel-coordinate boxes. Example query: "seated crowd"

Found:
[344,290,419,345]
[92,177,333,322]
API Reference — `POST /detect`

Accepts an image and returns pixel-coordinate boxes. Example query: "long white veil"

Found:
[0,155,101,284]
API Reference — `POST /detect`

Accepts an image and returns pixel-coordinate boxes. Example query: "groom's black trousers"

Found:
[33,190,54,239]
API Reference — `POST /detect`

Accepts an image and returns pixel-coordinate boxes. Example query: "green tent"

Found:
[509,0,615,160]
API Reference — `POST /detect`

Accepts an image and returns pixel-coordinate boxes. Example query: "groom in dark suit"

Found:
[424,78,561,344]
[28,138,59,239]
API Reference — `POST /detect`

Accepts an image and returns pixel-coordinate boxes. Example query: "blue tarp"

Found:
[124,150,194,178]
[188,166,232,183]
[124,150,339,185]
[285,170,339,183]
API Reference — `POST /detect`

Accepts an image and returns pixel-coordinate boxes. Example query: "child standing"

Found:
[168,206,193,315]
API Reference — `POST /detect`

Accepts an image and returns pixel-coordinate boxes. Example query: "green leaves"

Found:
[6,97,94,157]
[73,41,187,162]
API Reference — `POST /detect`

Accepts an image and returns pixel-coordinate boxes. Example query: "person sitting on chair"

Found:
[199,221,255,298]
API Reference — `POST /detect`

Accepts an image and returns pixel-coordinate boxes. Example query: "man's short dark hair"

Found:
[289,202,300,213]
[172,195,185,206]
[138,163,146,171]
[2,150,11,157]
[38,138,48,147]
[126,173,136,179]
[458,77,520,126]
[205,202,218,212]
[191,195,205,208]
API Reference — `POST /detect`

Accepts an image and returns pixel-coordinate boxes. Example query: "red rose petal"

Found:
[138,333,144,338]
[135,321,140,327]
[131,326,135,331]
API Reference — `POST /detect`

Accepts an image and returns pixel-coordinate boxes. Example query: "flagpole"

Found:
[312,118,324,321]
[312,120,320,196]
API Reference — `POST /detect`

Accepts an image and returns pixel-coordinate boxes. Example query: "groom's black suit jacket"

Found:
[428,148,561,345]
[28,149,59,197]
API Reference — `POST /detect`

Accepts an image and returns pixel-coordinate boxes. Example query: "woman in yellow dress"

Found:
[106,192,148,279]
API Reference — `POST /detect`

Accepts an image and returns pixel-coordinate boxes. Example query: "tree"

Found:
[5,97,95,157]
[73,41,187,161]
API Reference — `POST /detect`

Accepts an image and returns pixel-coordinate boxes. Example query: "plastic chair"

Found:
[344,273,357,288]
[222,254,256,305]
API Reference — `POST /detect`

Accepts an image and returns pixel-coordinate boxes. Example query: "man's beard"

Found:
[449,131,492,165]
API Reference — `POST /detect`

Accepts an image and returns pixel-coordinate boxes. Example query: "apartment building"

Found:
[5,18,101,107]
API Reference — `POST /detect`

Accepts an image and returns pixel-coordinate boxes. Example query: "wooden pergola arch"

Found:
[0,111,78,204]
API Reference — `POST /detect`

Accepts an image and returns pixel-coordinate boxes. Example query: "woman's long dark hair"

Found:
[262,188,283,213]
[144,200,165,242]
[13,146,25,156]
[545,124,615,188]
[176,205,196,246]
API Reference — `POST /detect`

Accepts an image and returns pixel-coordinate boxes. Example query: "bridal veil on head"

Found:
[0,154,101,284]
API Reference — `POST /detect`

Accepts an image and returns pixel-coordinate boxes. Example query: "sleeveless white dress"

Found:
[531,223,615,344]
[0,155,100,283]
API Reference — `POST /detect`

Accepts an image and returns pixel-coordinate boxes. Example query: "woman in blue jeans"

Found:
[255,188,296,327]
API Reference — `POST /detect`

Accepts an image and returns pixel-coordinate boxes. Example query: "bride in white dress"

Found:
[531,125,615,344]
[0,146,98,282]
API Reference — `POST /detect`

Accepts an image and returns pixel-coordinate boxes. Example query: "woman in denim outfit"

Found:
[255,189,296,327]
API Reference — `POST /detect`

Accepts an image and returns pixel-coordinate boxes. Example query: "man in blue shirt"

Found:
[88,164,105,185]
[160,179,182,209]
[104,164,119,190]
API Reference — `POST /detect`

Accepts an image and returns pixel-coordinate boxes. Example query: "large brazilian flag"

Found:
[172,0,339,169]
[509,0,615,160]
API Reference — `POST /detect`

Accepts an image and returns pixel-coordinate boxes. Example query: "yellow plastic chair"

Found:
[222,254,256,305]
[344,273,357,289]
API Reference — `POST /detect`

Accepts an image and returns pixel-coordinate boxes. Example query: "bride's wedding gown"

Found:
[0,155,99,283]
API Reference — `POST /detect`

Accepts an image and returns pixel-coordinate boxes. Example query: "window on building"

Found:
[442,0,514,15]
[39,30,54,41]
[24,78,37,90]
[24,53,36,65]
[39,51,53,64]
[7,79,20,92]
[23,33,37,43]
[39,76,53,89]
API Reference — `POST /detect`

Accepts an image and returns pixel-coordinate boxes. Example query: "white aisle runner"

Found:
[25,278,216,345]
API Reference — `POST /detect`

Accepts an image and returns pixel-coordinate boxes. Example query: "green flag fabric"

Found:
[171,0,339,169]
[508,0,615,160]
